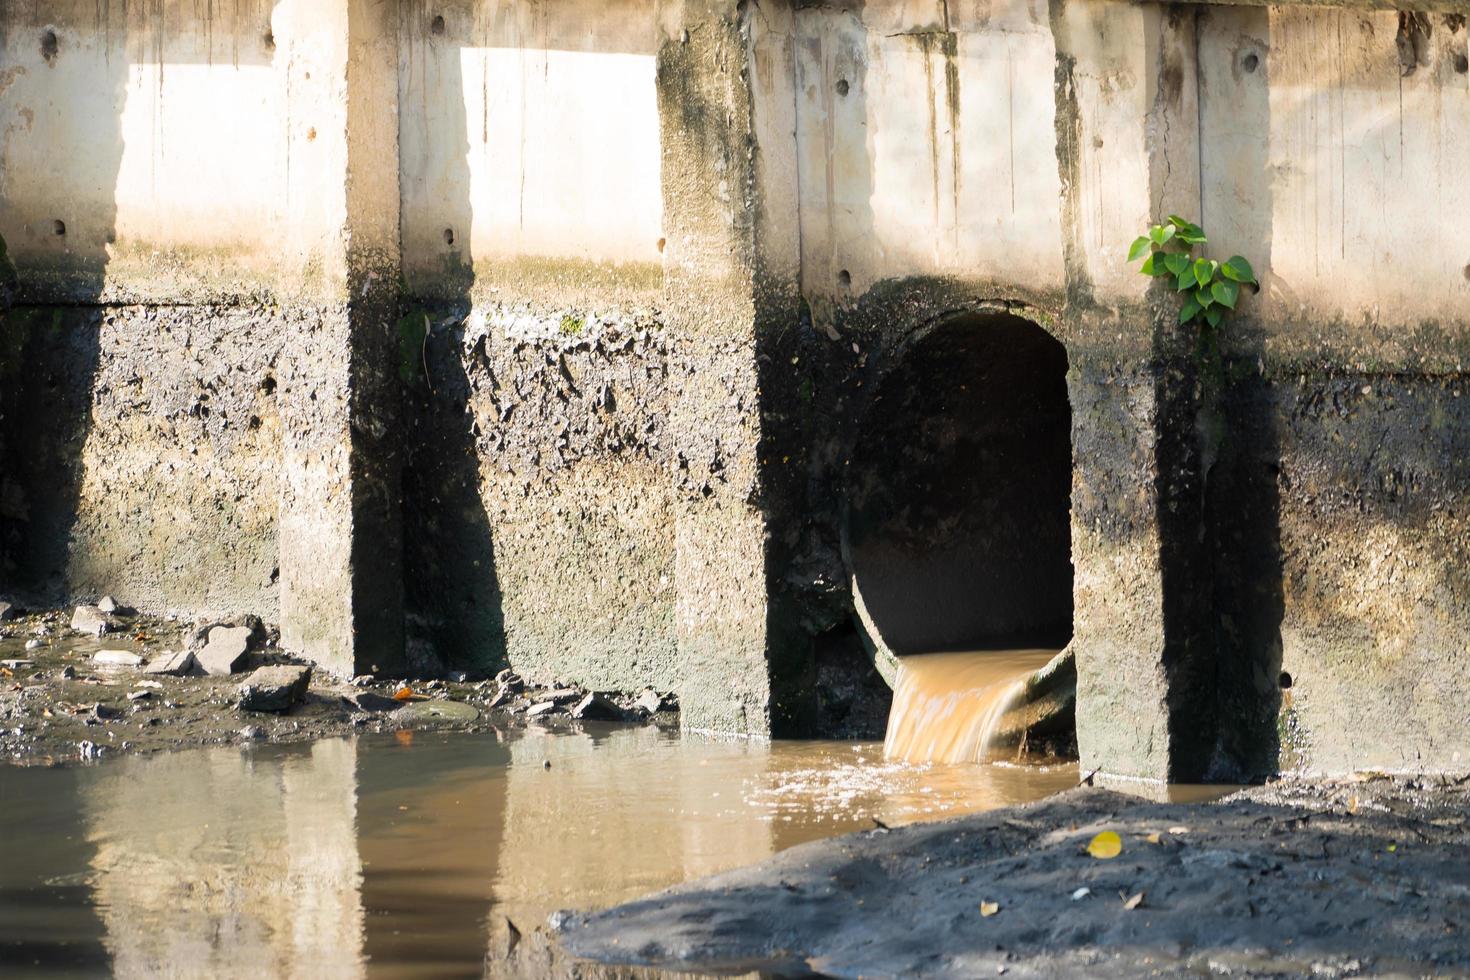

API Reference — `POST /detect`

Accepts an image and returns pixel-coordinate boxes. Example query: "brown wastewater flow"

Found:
[884,649,1060,764]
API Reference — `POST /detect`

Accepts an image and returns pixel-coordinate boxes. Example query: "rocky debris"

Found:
[546,688,583,704]
[143,650,196,676]
[570,692,623,721]
[89,703,124,722]
[398,699,480,724]
[525,700,559,718]
[77,740,103,760]
[635,689,668,716]
[345,691,402,713]
[0,600,14,621]
[93,650,145,667]
[0,659,34,671]
[237,665,312,712]
[495,668,525,693]
[70,605,116,636]
[197,626,253,676]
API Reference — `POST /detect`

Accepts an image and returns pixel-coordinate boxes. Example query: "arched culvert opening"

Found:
[845,312,1074,664]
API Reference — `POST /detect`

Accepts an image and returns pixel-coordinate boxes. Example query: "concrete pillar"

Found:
[1052,0,1214,780]
[656,0,809,734]
[276,0,404,677]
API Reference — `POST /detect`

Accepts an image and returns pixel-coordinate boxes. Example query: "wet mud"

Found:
[560,776,1470,978]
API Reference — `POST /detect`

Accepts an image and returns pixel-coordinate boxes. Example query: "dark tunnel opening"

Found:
[846,312,1074,656]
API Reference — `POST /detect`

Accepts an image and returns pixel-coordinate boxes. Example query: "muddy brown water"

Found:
[883,649,1060,764]
[0,726,1077,977]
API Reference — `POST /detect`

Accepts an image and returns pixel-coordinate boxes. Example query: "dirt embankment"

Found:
[0,604,677,766]
[557,777,1470,979]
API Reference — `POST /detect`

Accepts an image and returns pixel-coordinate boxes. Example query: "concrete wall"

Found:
[3,0,1468,771]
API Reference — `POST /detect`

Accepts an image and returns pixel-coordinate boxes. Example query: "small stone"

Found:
[78,740,103,760]
[197,626,253,676]
[495,668,524,693]
[60,665,76,679]
[0,600,14,621]
[93,650,145,667]
[635,689,667,715]
[71,605,115,636]
[0,659,34,670]
[239,725,266,740]
[570,692,623,721]
[90,703,124,721]
[143,650,197,676]
[96,595,119,614]
[135,680,162,689]
[525,700,559,718]
[546,688,583,704]
[351,674,375,687]
[127,690,151,701]
[237,665,312,712]
[346,691,403,713]
[24,639,42,651]
[447,671,469,683]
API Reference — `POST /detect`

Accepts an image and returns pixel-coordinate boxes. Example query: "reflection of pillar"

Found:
[82,742,364,978]
[498,728,774,927]
[275,0,405,677]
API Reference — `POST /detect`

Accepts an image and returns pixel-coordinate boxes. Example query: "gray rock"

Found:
[126,690,151,701]
[96,595,119,614]
[525,700,559,718]
[571,692,623,721]
[495,668,524,693]
[237,665,312,712]
[0,600,14,621]
[90,703,124,721]
[238,725,266,740]
[0,659,34,670]
[635,689,668,715]
[143,650,197,676]
[346,691,403,713]
[71,605,115,636]
[546,688,583,704]
[197,626,253,675]
[23,639,42,651]
[399,699,480,724]
[59,665,76,679]
[93,650,145,667]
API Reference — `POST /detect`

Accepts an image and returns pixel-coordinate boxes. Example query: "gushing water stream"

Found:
[883,649,1060,764]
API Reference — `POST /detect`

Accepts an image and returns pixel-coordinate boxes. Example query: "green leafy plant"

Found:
[1127,216,1258,329]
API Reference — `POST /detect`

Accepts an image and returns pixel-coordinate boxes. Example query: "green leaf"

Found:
[1163,253,1191,276]
[1192,258,1217,287]
[1176,270,1195,292]
[1127,236,1152,263]
[1195,286,1215,309]
[1211,279,1239,309]
[1205,307,1224,328]
[1179,296,1202,324]
[1221,255,1257,284]
[1168,215,1207,244]
[1140,253,1157,275]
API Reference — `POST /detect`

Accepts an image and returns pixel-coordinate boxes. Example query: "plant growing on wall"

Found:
[1127,217,1257,329]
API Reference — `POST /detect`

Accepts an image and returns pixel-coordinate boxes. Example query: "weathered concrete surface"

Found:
[559,778,1470,978]
[3,0,1468,767]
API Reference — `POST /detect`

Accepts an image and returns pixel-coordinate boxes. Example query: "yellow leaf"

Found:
[393,686,415,701]
[1387,843,1398,853]
[1123,891,1145,910]
[979,901,1000,918]
[1145,832,1161,845]
[1087,831,1123,859]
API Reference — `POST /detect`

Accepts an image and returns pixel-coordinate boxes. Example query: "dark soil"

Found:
[0,606,677,766]
[557,777,1470,978]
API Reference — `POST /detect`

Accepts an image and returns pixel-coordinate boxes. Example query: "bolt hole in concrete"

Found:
[1242,51,1260,73]
[263,30,275,52]
[431,14,447,35]
[1456,53,1469,74]
[52,219,66,237]
[837,269,852,288]
[836,78,850,96]
[846,313,1075,763]
[0,730,1076,974]
[443,227,455,246]
[40,29,58,63]
[1279,671,1294,690]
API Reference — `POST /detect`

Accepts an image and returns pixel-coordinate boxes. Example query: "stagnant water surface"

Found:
[884,649,1060,764]
[0,726,1076,977]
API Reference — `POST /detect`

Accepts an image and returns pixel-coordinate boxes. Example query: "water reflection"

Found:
[0,729,1077,977]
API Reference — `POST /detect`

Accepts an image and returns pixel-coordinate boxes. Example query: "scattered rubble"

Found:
[0,605,680,766]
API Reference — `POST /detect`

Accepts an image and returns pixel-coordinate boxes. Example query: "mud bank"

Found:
[0,606,677,766]
[559,777,1470,979]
